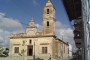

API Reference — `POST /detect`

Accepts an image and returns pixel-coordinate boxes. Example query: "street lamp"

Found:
[61,42,63,60]
[33,40,38,60]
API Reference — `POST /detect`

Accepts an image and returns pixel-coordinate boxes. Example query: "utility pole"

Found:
[3,29,5,47]
[33,42,35,60]
[62,35,63,40]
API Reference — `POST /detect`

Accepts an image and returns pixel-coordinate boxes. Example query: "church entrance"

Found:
[27,45,33,56]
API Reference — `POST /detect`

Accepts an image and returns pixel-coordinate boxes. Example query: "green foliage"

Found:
[27,59,32,60]
[19,40,26,56]
[18,49,26,56]
[0,48,9,57]
[27,57,43,60]
[35,57,43,60]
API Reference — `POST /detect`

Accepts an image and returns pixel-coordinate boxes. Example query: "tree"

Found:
[18,49,26,56]
[35,57,43,60]
[0,47,9,57]
[18,41,26,60]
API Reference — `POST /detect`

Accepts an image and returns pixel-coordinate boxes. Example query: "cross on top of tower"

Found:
[31,17,34,22]
[46,0,53,6]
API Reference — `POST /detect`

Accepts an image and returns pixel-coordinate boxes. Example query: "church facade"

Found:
[10,0,69,60]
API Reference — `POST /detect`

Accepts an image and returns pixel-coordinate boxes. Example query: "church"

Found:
[10,0,69,60]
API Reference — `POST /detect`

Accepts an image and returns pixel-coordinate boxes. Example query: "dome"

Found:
[27,18,37,28]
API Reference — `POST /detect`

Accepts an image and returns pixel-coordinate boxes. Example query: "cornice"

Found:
[10,35,56,39]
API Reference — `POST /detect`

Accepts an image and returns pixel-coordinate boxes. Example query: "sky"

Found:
[0,0,76,51]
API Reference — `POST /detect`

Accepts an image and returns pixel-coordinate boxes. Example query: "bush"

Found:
[35,58,43,60]
[0,48,9,57]
[27,57,43,60]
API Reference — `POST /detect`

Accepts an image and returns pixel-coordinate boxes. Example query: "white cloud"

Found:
[36,24,43,32]
[55,21,76,48]
[0,12,23,47]
[0,13,23,32]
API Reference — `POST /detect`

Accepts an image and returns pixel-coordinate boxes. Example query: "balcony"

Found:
[73,30,81,35]
[74,38,81,44]
[76,43,82,48]
[74,29,82,48]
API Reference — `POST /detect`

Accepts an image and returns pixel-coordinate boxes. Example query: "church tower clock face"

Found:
[43,0,56,35]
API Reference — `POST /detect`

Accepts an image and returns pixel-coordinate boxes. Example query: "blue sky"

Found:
[0,0,70,28]
[0,0,76,51]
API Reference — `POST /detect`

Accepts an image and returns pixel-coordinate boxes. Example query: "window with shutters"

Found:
[14,47,19,53]
[42,47,48,54]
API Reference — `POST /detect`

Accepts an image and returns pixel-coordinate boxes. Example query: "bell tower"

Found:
[43,0,56,35]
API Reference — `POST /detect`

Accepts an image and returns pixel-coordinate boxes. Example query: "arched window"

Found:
[47,21,49,27]
[47,9,49,14]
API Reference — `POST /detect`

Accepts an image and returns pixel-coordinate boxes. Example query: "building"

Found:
[62,0,82,49]
[68,44,72,58]
[9,0,69,60]
[62,0,90,60]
